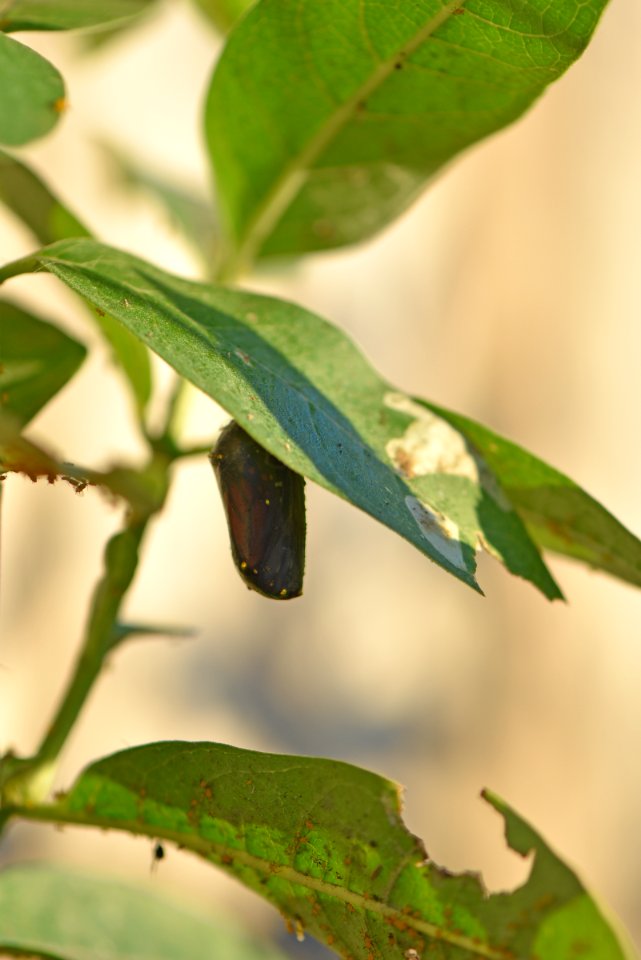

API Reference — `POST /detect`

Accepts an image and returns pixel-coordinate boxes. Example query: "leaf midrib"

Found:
[17,802,512,960]
[223,0,469,276]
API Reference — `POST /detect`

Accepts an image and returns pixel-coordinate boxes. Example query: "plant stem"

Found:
[0,253,42,284]
[1,518,149,808]
[34,521,146,770]
[1,444,173,809]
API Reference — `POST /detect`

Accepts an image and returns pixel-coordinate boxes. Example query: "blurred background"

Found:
[1,0,640,952]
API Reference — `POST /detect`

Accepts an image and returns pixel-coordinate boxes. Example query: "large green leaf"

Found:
[0,0,154,32]
[205,0,610,270]
[3,237,639,595]
[0,34,65,146]
[16,741,632,960]
[0,862,289,960]
[0,237,573,598]
[0,299,86,427]
[0,150,152,418]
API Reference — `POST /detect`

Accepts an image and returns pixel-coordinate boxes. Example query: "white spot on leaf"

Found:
[384,393,478,481]
[384,392,512,511]
[234,348,252,366]
[405,496,467,571]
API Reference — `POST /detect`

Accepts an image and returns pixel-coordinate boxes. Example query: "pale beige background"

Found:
[1,0,640,952]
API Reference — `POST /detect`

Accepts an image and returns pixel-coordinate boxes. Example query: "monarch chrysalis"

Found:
[210,421,306,599]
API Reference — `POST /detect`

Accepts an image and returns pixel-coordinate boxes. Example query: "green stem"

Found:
[34,521,146,770]
[0,253,42,284]
[1,443,175,809]
[1,518,149,807]
[162,375,191,448]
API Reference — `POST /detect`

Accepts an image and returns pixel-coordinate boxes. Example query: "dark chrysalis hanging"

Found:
[209,421,306,599]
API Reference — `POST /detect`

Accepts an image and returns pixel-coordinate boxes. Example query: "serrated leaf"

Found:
[0,34,65,146]
[33,741,631,960]
[0,299,86,427]
[0,238,575,597]
[0,862,290,960]
[428,403,641,590]
[0,150,152,418]
[0,0,154,32]
[204,0,610,269]
[191,0,256,33]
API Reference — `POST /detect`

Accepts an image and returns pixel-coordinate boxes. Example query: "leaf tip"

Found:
[481,789,539,861]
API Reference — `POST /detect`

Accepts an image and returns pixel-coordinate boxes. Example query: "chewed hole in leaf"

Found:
[384,392,479,482]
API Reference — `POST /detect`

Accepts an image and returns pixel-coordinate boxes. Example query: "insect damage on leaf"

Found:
[403,495,468,572]
[210,421,306,599]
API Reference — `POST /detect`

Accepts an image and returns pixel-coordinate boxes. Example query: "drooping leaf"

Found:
[0,424,166,510]
[0,299,86,427]
[191,0,256,33]
[19,741,631,960]
[0,148,89,241]
[429,402,641,590]
[0,150,152,418]
[0,34,65,146]
[0,238,574,597]
[0,862,290,960]
[4,238,638,596]
[0,412,61,479]
[204,0,610,270]
[0,0,155,32]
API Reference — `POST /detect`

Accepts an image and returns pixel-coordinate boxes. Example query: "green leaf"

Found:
[0,0,155,32]
[5,238,636,596]
[27,741,631,960]
[0,150,152,419]
[0,148,88,242]
[91,309,153,420]
[0,238,574,597]
[0,862,290,960]
[0,34,65,146]
[428,404,641,590]
[205,0,610,270]
[0,299,86,427]
[191,0,256,33]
